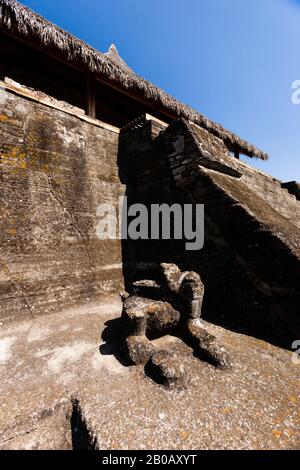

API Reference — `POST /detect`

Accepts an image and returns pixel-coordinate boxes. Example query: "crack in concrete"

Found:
[0,262,35,318]
[0,427,39,445]
[46,174,95,271]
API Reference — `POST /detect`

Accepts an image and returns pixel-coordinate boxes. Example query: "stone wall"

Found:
[163,119,300,347]
[119,117,190,289]
[164,120,300,228]
[0,87,125,323]
[235,162,300,229]
[2,90,299,347]
[281,181,300,201]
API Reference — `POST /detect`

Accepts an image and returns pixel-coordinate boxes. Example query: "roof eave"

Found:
[0,0,269,160]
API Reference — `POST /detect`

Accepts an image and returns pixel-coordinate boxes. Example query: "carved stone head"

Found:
[179,271,204,319]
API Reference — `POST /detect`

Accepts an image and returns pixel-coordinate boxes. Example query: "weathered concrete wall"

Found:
[0,87,125,323]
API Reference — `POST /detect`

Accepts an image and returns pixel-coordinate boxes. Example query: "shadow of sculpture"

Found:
[99,317,133,368]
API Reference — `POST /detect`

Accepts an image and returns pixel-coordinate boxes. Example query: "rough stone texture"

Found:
[179,271,204,320]
[1,296,299,450]
[0,88,125,323]
[234,161,300,229]
[160,262,183,294]
[118,116,179,289]
[166,121,243,179]
[126,335,154,365]
[122,265,230,383]
[4,76,85,115]
[118,116,300,347]
[160,263,205,320]
[122,296,180,336]
[187,319,232,369]
[1,88,299,448]
[165,119,300,229]
[132,279,163,299]
[282,181,300,201]
[162,118,300,347]
[0,402,72,450]
[148,349,187,389]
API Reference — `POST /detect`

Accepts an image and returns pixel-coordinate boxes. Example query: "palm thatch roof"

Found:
[0,0,268,160]
[104,44,134,74]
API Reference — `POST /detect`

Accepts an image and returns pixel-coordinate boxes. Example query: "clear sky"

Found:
[21,0,300,181]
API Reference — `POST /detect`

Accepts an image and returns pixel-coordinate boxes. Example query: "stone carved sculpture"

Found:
[122,263,231,388]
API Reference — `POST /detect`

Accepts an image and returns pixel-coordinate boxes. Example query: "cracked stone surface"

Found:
[0,295,299,450]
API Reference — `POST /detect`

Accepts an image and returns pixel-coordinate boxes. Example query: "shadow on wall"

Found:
[117,121,189,293]
[117,125,299,351]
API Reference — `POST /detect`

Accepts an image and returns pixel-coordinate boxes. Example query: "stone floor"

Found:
[0,295,299,450]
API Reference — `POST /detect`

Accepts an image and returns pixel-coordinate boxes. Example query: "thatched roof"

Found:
[104,44,134,74]
[0,0,268,160]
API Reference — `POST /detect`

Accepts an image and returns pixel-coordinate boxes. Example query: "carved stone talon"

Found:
[187,319,232,369]
[148,349,187,389]
[126,335,155,365]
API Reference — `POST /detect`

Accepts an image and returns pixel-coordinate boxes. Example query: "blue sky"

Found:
[21,0,300,181]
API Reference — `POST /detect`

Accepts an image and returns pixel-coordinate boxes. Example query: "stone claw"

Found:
[126,335,155,365]
[187,319,232,369]
[147,349,187,389]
